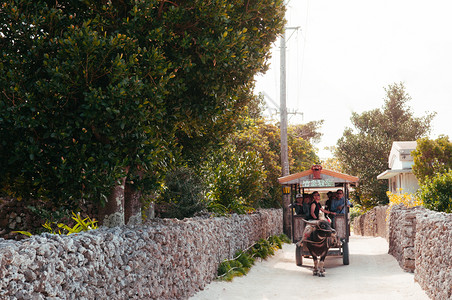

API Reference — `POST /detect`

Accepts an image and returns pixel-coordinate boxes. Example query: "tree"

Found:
[1,0,175,226]
[335,83,435,209]
[229,100,321,208]
[0,1,285,225]
[229,116,280,208]
[412,136,452,184]
[321,151,344,173]
[288,122,321,172]
[162,1,286,166]
[289,121,324,144]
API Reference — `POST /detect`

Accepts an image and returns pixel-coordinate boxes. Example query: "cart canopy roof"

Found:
[278,167,359,187]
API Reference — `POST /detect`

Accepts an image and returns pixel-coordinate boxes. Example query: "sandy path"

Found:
[190,235,429,300]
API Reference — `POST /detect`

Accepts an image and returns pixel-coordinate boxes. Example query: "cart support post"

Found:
[282,186,292,238]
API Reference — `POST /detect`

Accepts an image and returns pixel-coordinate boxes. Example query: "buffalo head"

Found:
[303,219,336,237]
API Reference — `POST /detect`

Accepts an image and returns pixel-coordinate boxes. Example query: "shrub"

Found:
[417,170,452,213]
[217,234,290,281]
[202,144,265,214]
[156,167,207,219]
[386,190,423,220]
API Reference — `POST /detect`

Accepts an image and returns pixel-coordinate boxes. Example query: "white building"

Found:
[377,141,419,194]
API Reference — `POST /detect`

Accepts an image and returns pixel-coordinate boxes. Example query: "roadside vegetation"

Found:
[413,136,452,213]
[217,234,291,281]
[15,212,98,237]
[0,1,323,232]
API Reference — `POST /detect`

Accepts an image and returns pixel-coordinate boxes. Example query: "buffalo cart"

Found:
[278,165,359,266]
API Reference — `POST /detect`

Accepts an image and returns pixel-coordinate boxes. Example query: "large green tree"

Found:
[335,83,435,209]
[0,0,285,225]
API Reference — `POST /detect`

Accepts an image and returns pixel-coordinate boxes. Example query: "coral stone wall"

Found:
[0,197,99,240]
[0,209,282,300]
[415,209,452,300]
[354,205,452,300]
[388,205,418,272]
[0,199,44,240]
[352,206,388,239]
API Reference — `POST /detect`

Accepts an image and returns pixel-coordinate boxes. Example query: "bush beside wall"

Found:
[0,209,282,300]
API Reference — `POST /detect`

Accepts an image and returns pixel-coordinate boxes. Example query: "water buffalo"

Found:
[302,219,336,277]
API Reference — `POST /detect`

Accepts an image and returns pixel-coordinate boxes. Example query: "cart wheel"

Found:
[295,244,303,266]
[342,241,349,265]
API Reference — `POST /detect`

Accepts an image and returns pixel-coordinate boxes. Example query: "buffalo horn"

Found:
[302,219,319,226]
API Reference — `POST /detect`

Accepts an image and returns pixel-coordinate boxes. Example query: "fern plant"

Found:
[217,234,290,281]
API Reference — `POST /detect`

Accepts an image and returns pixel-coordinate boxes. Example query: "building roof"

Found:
[278,168,359,186]
[377,169,413,180]
[392,141,417,150]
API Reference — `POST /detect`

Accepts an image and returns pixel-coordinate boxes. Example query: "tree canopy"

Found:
[288,122,321,172]
[0,0,286,223]
[412,136,452,213]
[412,135,452,184]
[335,83,435,209]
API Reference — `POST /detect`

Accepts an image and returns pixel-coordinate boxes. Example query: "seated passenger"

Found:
[290,194,304,215]
[301,194,312,219]
[331,189,352,215]
[303,191,336,242]
[306,191,336,221]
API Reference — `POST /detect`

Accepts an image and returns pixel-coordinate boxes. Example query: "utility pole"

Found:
[280,26,299,237]
[280,30,289,178]
[279,26,299,177]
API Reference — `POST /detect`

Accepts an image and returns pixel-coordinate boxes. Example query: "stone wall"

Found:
[414,209,452,300]
[0,209,282,300]
[352,205,388,239]
[0,197,99,240]
[0,198,44,240]
[354,205,452,300]
[387,205,418,272]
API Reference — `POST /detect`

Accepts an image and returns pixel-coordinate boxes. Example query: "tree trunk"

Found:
[124,182,142,225]
[99,169,129,227]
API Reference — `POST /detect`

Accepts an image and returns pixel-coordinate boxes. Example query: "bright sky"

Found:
[254,0,452,159]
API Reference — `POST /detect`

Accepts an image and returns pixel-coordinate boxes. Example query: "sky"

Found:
[254,0,452,159]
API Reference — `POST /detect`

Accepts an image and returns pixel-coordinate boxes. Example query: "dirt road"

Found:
[190,235,429,300]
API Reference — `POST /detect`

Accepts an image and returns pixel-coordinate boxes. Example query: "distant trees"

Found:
[335,83,435,209]
[288,122,322,172]
[0,0,285,225]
